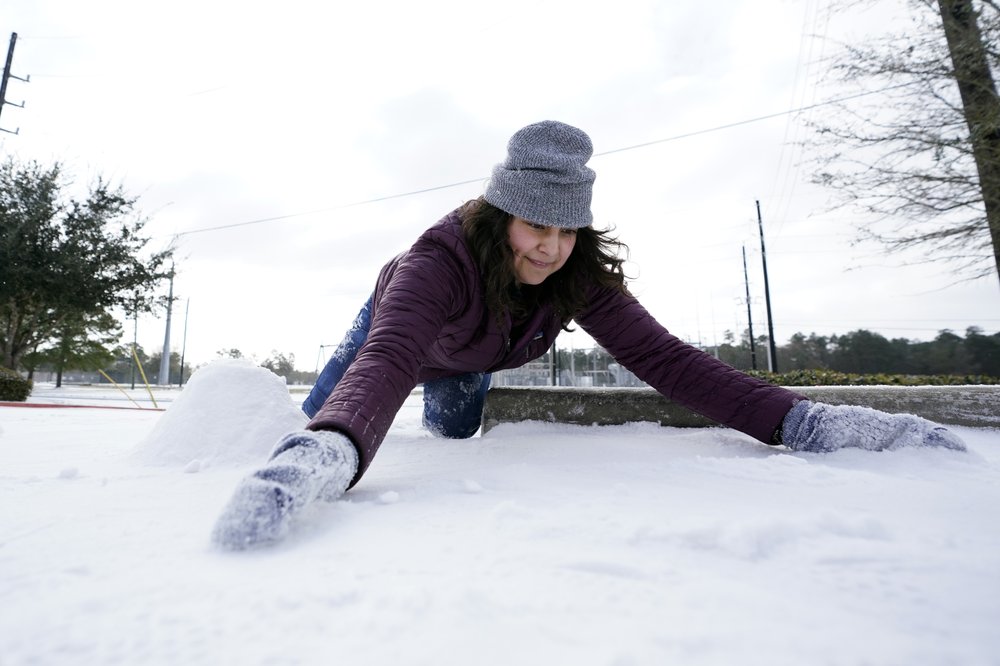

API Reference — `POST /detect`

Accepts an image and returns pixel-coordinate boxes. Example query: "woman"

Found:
[212,121,966,550]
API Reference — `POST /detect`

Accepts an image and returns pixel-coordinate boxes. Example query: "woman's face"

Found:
[507,217,577,285]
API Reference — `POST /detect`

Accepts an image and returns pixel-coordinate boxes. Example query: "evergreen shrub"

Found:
[746,369,1000,386]
[0,367,32,401]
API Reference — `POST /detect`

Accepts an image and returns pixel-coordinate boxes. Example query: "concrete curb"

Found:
[481,385,1000,432]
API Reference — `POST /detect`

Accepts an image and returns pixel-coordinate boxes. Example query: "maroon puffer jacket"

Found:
[308,209,804,485]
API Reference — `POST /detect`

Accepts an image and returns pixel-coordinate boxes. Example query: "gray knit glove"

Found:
[780,400,967,453]
[211,430,358,550]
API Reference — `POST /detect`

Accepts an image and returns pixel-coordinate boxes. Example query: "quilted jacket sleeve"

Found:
[306,234,472,485]
[576,284,805,444]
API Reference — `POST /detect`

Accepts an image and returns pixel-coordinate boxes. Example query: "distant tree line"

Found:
[102,347,194,387]
[208,349,318,385]
[258,350,319,386]
[24,329,1000,391]
[31,347,319,388]
[502,326,999,388]
[712,326,1000,377]
[108,348,318,387]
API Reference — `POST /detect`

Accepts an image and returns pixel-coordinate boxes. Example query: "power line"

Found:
[592,83,911,158]
[174,177,487,237]
[174,83,913,238]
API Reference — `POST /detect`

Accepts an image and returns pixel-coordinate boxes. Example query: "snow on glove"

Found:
[780,400,967,453]
[211,430,359,551]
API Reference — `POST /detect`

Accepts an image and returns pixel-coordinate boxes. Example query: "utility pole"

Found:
[756,200,778,372]
[742,245,758,371]
[131,302,138,390]
[178,298,190,386]
[550,341,558,386]
[1,33,29,135]
[158,264,175,385]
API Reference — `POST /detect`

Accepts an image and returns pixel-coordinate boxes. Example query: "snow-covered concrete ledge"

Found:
[481,385,1000,432]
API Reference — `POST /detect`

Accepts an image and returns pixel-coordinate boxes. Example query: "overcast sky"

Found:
[3,0,999,371]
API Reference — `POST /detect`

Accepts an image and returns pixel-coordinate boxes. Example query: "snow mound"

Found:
[133,359,307,468]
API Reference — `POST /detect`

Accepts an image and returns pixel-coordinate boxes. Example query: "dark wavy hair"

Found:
[460,197,630,326]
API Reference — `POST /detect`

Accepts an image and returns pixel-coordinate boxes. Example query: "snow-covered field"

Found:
[2,361,999,666]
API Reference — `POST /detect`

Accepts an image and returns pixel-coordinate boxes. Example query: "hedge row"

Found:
[0,367,32,401]
[746,369,1000,387]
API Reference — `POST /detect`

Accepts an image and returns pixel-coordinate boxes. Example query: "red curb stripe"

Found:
[0,402,165,411]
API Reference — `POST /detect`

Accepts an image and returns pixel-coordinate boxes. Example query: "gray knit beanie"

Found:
[483,120,595,229]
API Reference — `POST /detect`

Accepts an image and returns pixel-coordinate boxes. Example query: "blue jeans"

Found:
[303,297,492,439]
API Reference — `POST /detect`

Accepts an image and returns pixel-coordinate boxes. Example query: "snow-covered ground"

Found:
[2,361,999,666]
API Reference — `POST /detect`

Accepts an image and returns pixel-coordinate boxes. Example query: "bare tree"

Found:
[806,0,1000,283]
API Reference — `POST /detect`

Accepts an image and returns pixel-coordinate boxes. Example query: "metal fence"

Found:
[491,351,646,388]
